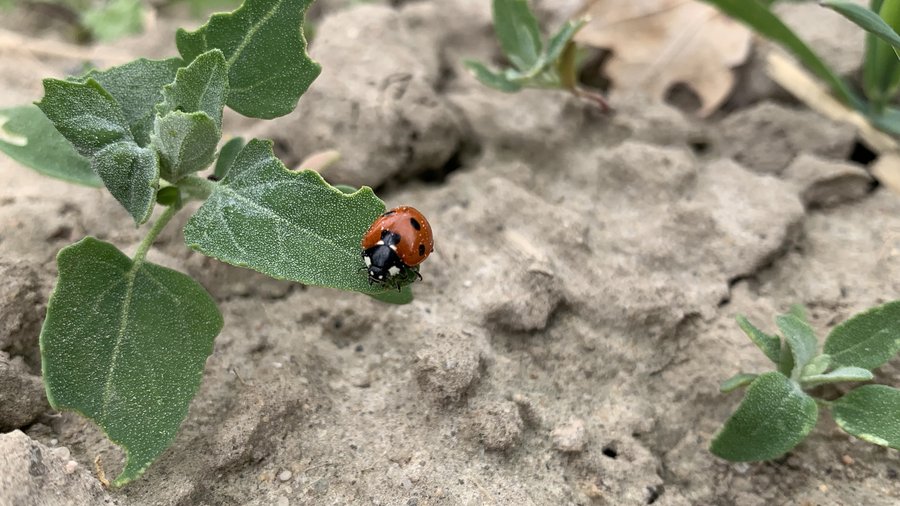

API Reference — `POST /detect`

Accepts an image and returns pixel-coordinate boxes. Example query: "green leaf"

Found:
[545,18,587,64]
[721,373,758,393]
[183,139,413,299]
[77,58,184,147]
[92,142,160,224]
[152,111,219,182]
[36,78,132,158]
[710,372,818,461]
[736,315,782,364]
[175,0,321,119]
[0,104,100,187]
[776,314,819,379]
[698,0,861,108]
[82,0,144,43]
[802,366,874,387]
[40,237,222,486]
[800,354,831,378]
[464,60,523,92]
[158,49,229,130]
[823,300,900,371]
[823,1,900,53]
[778,341,795,377]
[832,385,900,450]
[37,79,160,224]
[788,303,808,323]
[213,136,244,180]
[492,0,543,71]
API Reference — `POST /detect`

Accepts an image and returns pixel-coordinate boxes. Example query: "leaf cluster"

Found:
[464,0,608,108]
[699,0,900,135]
[711,302,900,461]
[0,0,416,487]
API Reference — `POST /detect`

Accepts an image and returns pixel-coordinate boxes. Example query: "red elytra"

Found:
[361,206,434,267]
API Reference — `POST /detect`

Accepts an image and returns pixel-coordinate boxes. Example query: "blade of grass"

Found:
[699,0,861,108]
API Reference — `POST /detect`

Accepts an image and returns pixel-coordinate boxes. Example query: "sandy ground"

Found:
[1,1,900,505]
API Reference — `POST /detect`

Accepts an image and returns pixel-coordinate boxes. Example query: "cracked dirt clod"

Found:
[783,153,872,208]
[0,261,45,366]
[469,400,524,451]
[0,351,48,431]
[485,264,565,332]
[0,430,113,506]
[414,329,487,403]
[718,101,856,174]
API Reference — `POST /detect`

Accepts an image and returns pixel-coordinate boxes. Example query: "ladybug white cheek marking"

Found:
[388,266,401,276]
[364,256,372,267]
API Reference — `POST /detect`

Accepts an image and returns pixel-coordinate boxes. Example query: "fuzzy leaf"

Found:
[37,79,159,223]
[77,58,183,146]
[152,111,219,182]
[158,49,228,130]
[720,373,758,393]
[824,300,900,371]
[832,384,900,450]
[175,0,321,119]
[799,354,831,378]
[776,314,819,379]
[710,372,818,461]
[801,366,874,387]
[92,142,159,224]
[213,136,244,180]
[492,0,543,71]
[464,60,523,92]
[0,104,100,187]
[183,139,414,300]
[736,315,781,364]
[36,78,132,158]
[40,238,222,486]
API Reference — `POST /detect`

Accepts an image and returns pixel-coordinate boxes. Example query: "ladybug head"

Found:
[363,243,404,285]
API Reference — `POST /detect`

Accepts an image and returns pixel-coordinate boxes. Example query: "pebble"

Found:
[551,418,587,453]
[63,460,78,474]
[278,470,293,482]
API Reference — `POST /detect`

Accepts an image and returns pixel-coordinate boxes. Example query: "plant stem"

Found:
[133,204,179,264]
[178,175,217,201]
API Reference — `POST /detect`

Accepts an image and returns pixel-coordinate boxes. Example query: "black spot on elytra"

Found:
[410,217,421,230]
[418,244,426,256]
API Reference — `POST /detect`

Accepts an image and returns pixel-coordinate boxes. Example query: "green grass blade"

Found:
[699,0,861,108]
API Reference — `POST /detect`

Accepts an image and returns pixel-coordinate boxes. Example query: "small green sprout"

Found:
[711,302,900,461]
[464,0,609,110]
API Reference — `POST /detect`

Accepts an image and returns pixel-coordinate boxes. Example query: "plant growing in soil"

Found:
[464,0,609,109]
[0,0,416,486]
[711,303,900,461]
[699,0,900,135]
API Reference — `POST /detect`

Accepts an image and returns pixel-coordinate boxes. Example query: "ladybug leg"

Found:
[414,270,423,282]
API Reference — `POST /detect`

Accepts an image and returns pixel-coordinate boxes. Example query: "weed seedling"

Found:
[0,0,417,485]
[465,0,609,110]
[711,303,900,461]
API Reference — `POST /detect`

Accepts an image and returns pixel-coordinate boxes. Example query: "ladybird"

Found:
[361,206,434,285]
